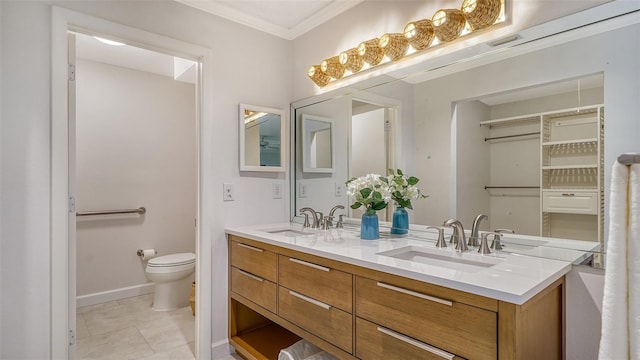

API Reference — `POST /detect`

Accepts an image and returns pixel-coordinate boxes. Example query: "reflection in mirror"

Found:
[239,104,285,172]
[301,114,334,173]
[291,8,640,269]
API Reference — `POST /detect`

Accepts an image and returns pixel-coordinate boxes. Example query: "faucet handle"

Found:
[491,229,513,250]
[300,213,311,229]
[336,214,344,229]
[322,216,334,230]
[427,226,446,248]
[478,232,501,255]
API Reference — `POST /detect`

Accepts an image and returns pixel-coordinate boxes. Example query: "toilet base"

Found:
[151,275,194,311]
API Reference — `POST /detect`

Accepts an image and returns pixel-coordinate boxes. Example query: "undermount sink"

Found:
[378,246,502,273]
[263,228,313,237]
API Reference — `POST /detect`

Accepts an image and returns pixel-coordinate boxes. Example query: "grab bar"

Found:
[77,207,146,217]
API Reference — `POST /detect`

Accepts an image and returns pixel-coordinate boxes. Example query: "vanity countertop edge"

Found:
[225,222,573,305]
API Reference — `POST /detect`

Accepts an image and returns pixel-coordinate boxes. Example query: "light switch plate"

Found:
[223,183,234,201]
[273,182,283,199]
[299,183,307,198]
[335,182,343,197]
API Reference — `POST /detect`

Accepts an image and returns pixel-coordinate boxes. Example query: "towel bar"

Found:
[618,153,640,165]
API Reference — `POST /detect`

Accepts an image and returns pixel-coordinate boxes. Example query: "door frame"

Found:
[51,7,214,359]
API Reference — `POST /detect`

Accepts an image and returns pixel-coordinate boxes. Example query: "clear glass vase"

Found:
[360,210,379,240]
[391,206,409,235]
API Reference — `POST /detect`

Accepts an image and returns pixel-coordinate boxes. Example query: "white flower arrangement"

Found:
[345,173,391,215]
[386,169,428,209]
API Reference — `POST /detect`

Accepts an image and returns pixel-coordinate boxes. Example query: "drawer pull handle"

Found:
[237,269,264,282]
[377,326,455,360]
[289,290,331,310]
[237,243,264,252]
[290,258,330,272]
[561,193,576,197]
[377,282,453,307]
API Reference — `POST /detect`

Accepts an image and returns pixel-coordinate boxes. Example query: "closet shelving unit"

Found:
[479,104,604,244]
[540,105,604,244]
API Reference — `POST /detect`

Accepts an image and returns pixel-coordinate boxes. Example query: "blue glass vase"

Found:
[391,206,409,235]
[361,210,379,240]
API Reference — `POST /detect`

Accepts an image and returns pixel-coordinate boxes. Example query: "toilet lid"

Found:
[148,252,195,267]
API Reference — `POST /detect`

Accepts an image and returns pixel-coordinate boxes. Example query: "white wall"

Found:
[75,59,196,297]
[0,1,292,358]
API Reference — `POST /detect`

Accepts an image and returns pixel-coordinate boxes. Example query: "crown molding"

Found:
[175,0,364,40]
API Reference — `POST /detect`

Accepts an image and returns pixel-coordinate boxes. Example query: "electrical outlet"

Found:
[335,182,343,197]
[273,182,283,199]
[223,183,234,201]
[299,183,307,198]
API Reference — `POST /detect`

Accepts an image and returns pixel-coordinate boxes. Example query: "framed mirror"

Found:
[239,104,285,172]
[301,114,334,173]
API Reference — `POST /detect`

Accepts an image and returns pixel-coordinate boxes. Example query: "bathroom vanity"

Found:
[226,224,571,360]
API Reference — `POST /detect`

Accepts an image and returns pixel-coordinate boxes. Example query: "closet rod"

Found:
[77,206,146,217]
[484,132,540,141]
[484,186,540,190]
[618,153,640,165]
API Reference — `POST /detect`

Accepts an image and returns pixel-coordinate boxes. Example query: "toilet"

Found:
[145,252,196,311]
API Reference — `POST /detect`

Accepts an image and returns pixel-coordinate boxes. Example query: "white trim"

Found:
[51,7,214,360]
[76,283,155,308]
[175,0,364,40]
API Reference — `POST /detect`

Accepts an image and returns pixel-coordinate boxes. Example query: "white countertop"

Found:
[226,222,574,305]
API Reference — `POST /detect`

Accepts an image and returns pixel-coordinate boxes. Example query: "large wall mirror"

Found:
[239,104,285,172]
[290,4,640,268]
[301,114,334,173]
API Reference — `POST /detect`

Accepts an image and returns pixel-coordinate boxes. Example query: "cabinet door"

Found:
[278,287,353,353]
[355,276,496,360]
[230,240,277,282]
[230,267,277,313]
[279,255,353,312]
[356,318,465,360]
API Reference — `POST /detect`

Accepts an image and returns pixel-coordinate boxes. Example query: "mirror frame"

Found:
[301,114,335,173]
[239,103,286,172]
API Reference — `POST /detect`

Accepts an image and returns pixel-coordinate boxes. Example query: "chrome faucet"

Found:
[492,228,515,250]
[469,214,488,247]
[443,219,467,252]
[300,207,319,229]
[327,205,345,227]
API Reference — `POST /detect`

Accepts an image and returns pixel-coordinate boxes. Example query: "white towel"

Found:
[599,162,640,359]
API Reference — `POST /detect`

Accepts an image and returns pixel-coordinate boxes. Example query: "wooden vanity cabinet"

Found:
[228,234,565,360]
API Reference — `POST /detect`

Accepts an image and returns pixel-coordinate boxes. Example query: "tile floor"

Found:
[76,294,196,359]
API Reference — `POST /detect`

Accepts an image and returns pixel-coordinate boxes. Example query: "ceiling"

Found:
[175,0,364,40]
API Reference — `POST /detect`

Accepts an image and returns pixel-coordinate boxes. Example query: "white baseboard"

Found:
[211,339,232,359]
[76,283,155,308]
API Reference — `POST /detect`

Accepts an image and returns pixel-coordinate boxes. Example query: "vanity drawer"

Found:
[230,266,277,313]
[355,276,496,360]
[356,317,465,360]
[278,286,353,353]
[542,190,598,215]
[230,240,277,282]
[279,255,353,312]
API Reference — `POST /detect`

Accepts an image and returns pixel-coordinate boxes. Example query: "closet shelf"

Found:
[542,138,598,147]
[542,164,598,170]
[480,114,540,127]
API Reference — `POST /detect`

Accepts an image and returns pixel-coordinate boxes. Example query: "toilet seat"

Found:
[147,252,195,267]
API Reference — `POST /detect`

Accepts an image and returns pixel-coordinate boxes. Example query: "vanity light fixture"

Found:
[243,110,268,124]
[320,56,346,79]
[432,9,466,42]
[379,33,410,61]
[404,19,435,51]
[307,0,507,87]
[339,48,364,73]
[461,0,502,30]
[357,38,384,66]
[307,65,332,87]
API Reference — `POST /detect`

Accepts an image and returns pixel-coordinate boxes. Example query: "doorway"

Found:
[71,31,198,358]
[349,98,398,221]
